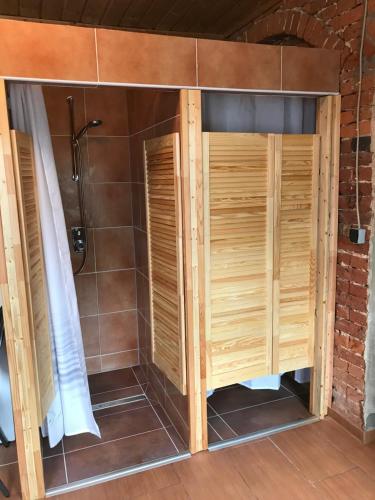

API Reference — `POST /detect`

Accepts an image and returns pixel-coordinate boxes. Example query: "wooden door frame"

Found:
[180,92,341,452]
[0,79,45,499]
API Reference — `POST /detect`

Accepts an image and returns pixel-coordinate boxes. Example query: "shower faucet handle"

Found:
[72,227,86,253]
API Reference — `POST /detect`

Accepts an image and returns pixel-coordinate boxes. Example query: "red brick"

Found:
[349,309,367,326]
[349,282,368,299]
[350,255,368,270]
[348,362,364,380]
[346,387,364,403]
[350,268,368,285]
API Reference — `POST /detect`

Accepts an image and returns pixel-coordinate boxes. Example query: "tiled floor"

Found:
[48,416,375,500]
[41,367,186,490]
[207,374,311,444]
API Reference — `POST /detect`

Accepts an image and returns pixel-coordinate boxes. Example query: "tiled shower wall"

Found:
[43,85,138,374]
[128,89,190,445]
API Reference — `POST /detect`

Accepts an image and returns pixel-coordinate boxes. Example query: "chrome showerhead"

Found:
[76,119,103,140]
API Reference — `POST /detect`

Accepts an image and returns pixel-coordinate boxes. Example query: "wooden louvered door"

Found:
[10,130,54,424]
[204,132,320,391]
[144,133,186,394]
[204,133,274,390]
[273,135,320,373]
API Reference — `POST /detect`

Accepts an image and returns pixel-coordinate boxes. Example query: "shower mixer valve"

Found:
[72,227,86,253]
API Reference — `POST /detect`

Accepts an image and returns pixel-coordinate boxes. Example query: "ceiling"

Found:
[0,0,281,39]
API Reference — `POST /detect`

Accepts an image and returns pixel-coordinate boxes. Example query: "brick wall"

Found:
[237,0,374,430]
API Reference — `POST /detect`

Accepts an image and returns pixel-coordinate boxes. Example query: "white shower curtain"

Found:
[9,84,99,447]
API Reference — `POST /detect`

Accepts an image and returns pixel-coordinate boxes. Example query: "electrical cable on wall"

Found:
[351,0,368,244]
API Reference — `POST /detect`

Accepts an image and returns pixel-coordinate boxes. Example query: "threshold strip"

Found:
[46,452,191,497]
[208,416,320,452]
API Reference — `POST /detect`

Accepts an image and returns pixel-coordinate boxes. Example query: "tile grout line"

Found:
[94,28,100,83]
[91,381,143,397]
[129,114,181,138]
[148,366,189,436]
[64,426,166,457]
[132,367,180,454]
[195,39,199,86]
[207,401,237,437]
[210,394,296,418]
[207,420,223,442]
[61,437,69,485]
[94,403,150,420]
[0,459,18,468]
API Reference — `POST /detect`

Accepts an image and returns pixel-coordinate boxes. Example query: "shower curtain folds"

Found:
[9,83,99,447]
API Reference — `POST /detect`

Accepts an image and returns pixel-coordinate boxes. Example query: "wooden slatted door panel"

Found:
[273,134,320,373]
[204,133,274,390]
[144,133,186,395]
[10,130,54,424]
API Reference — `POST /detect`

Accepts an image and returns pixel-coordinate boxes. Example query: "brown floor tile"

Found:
[152,404,173,427]
[43,455,67,489]
[64,405,162,453]
[0,462,21,499]
[208,417,237,443]
[65,428,177,482]
[207,403,216,417]
[0,441,17,466]
[228,438,320,500]
[208,384,292,415]
[315,467,375,500]
[88,367,138,394]
[165,426,188,453]
[281,374,310,401]
[271,422,355,482]
[132,365,148,385]
[42,437,63,458]
[208,421,222,443]
[223,396,310,436]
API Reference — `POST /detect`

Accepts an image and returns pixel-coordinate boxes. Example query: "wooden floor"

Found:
[3,417,375,499]
[53,417,375,500]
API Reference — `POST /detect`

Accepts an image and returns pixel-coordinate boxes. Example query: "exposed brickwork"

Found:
[238,0,375,430]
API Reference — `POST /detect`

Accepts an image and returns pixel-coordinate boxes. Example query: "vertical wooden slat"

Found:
[272,134,282,374]
[311,95,341,417]
[180,89,205,453]
[144,133,186,394]
[202,133,211,388]
[0,80,45,500]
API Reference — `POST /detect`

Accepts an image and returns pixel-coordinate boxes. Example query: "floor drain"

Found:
[92,394,147,412]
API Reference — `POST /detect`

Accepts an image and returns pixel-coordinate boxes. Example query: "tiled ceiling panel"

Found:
[0,0,281,39]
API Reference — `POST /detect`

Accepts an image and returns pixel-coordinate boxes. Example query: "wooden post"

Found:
[310,95,341,417]
[180,89,207,452]
[0,79,45,499]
